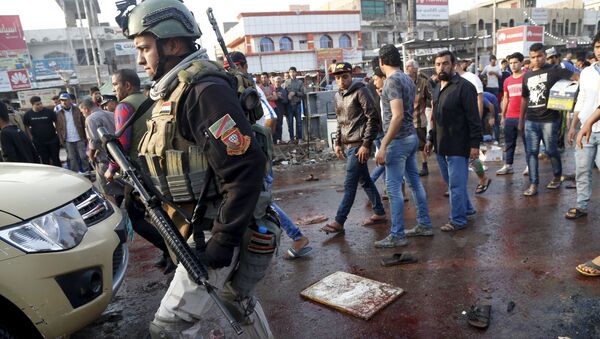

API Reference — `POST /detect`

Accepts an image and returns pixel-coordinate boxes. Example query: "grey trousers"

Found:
[65,140,90,172]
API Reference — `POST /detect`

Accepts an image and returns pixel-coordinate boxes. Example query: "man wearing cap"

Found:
[101,95,118,112]
[55,92,90,173]
[284,66,305,142]
[320,62,386,235]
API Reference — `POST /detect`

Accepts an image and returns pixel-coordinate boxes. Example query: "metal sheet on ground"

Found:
[300,271,404,320]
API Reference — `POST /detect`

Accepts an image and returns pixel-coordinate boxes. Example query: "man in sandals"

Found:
[565,32,600,220]
[425,51,482,231]
[374,45,433,248]
[521,43,579,196]
[575,105,600,276]
[321,62,386,235]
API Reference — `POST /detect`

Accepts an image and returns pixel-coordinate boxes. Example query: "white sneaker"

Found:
[523,166,529,176]
[496,165,514,175]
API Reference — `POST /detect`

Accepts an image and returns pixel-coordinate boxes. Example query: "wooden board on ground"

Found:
[300,271,404,320]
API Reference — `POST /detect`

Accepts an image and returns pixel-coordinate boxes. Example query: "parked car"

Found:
[0,163,128,338]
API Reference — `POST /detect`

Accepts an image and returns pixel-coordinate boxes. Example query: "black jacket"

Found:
[429,74,482,157]
[335,81,380,148]
[0,125,40,163]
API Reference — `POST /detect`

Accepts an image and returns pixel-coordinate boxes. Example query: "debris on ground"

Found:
[273,140,337,167]
[304,174,319,181]
[507,301,516,313]
[296,214,328,225]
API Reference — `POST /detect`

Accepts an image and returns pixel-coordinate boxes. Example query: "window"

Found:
[319,35,333,49]
[423,31,434,39]
[259,37,274,52]
[279,37,293,51]
[509,19,514,27]
[478,19,484,31]
[361,0,386,20]
[565,19,570,35]
[339,34,352,48]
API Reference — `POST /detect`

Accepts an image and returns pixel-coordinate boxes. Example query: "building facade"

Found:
[223,10,362,72]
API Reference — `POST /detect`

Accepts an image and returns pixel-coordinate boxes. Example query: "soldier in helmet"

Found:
[115,0,274,337]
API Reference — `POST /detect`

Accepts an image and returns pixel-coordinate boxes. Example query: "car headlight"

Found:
[0,203,87,253]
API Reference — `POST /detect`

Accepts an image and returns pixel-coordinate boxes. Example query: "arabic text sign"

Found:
[0,15,26,51]
[416,0,448,21]
[114,41,137,56]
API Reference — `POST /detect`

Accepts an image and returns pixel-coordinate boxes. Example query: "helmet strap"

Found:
[152,39,193,81]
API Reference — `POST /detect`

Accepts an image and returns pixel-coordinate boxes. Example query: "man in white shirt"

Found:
[565,33,600,220]
[482,55,501,97]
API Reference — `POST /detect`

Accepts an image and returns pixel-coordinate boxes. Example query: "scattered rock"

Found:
[507,301,516,313]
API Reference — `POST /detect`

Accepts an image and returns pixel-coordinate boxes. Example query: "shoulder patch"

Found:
[221,127,251,156]
[208,113,236,139]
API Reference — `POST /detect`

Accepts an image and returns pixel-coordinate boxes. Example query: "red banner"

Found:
[0,15,26,51]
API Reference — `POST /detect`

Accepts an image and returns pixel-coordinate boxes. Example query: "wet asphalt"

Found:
[73,146,600,339]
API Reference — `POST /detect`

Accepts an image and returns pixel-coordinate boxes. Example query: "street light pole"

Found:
[82,0,101,86]
[492,0,497,56]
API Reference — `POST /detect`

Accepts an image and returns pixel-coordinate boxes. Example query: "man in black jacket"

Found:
[321,62,386,235]
[425,50,482,231]
[0,103,39,163]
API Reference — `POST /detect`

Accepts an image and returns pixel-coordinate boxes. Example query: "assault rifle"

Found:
[207,7,236,71]
[97,127,244,336]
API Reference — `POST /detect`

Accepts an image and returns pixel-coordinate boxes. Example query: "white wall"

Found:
[242,13,360,36]
[247,52,316,73]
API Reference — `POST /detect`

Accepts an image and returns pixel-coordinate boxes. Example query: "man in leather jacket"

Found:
[321,62,386,234]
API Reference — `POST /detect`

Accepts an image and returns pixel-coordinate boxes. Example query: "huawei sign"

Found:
[8,69,30,90]
[497,27,525,44]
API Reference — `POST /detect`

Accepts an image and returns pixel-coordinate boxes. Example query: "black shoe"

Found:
[153,254,167,268]
[163,257,176,275]
[419,167,429,176]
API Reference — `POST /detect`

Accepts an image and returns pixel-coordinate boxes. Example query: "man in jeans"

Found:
[374,45,432,247]
[497,52,527,175]
[520,43,578,196]
[320,62,385,235]
[565,32,600,220]
[425,50,482,231]
[284,66,304,142]
[23,96,61,166]
[55,92,90,173]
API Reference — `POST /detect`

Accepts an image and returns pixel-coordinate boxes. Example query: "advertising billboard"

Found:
[497,26,544,60]
[416,0,449,21]
[0,15,31,92]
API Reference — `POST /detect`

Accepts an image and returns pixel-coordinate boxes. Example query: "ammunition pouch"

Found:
[230,207,281,299]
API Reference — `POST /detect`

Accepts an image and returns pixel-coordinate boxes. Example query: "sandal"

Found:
[546,178,562,189]
[475,178,492,194]
[467,304,491,329]
[286,246,313,259]
[576,260,600,277]
[523,186,538,196]
[440,222,466,232]
[362,215,387,226]
[565,208,587,220]
[320,223,345,235]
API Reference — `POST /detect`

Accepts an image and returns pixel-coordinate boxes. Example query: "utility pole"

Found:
[407,0,417,41]
[75,0,90,66]
[492,0,497,56]
[82,0,101,86]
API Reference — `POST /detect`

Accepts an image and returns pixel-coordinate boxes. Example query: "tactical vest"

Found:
[121,92,152,162]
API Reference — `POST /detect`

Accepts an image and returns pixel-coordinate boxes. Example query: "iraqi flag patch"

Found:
[208,113,236,139]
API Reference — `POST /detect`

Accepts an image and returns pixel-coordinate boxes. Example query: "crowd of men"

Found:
[1,0,600,334]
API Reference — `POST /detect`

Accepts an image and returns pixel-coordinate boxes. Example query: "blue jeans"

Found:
[271,202,303,241]
[575,132,600,210]
[525,120,562,185]
[436,154,475,226]
[385,134,432,237]
[335,146,385,225]
[371,135,386,183]
[503,118,527,165]
[287,103,302,140]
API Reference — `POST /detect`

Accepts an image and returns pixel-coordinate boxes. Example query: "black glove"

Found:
[204,239,234,269]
